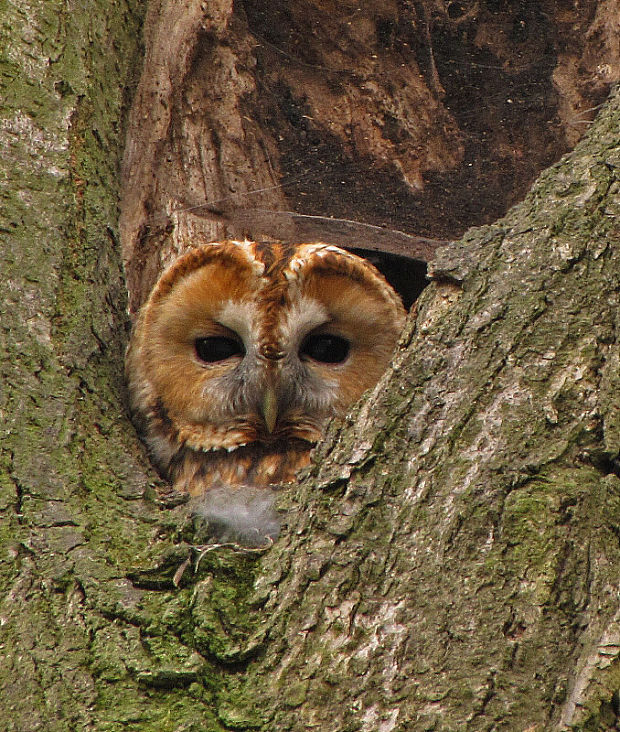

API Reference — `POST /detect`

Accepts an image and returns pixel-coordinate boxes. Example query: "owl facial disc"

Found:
[126,239,406,498]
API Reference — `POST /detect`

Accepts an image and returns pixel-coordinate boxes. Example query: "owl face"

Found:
[126,239,406,496]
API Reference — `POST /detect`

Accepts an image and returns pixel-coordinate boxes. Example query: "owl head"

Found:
[126,239,405,540]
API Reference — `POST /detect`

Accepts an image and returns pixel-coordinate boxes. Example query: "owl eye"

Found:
[195,336,245,363]
[300,334,350,364]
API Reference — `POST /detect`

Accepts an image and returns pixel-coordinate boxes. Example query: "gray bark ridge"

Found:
[1,0,618,727]
[243,88,620,731]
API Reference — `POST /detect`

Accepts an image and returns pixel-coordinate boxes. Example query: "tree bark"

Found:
[246,91,620,731]
[1,1,619,731]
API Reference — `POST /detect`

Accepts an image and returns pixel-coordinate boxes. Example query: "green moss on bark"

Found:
[1,1,619,729]
[0,1,244,728]
[235,90,620,731]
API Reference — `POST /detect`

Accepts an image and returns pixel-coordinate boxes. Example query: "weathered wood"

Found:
[0,0,618,729]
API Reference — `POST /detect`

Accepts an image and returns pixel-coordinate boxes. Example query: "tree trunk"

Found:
[1,1,619,731]
[247,93,620,731]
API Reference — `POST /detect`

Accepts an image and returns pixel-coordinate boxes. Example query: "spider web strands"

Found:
[170,205,449,263]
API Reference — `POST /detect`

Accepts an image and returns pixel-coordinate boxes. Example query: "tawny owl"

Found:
[126,239,406,545]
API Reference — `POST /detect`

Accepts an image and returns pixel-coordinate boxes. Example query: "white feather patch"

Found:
[191,486,280,548]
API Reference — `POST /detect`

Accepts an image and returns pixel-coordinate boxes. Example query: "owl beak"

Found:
[261,384,279,434]
[258,345,285,433]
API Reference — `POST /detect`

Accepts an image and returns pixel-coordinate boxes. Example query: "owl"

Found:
[126,239,406,545]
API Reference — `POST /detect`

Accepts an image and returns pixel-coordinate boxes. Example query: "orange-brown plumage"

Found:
[126,238,405,543]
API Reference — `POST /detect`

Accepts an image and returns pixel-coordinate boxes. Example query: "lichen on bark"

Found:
[240,89,620,731]
[0,1,231,728]
[1,0,619,729]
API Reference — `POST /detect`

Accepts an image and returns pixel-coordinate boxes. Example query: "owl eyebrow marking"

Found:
[215,300,256,344]
[281,297,330,344]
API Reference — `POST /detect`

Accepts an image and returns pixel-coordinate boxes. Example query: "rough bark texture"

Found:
[0,1,165,729]
[1,1,619,731]
[243,92,620,731]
